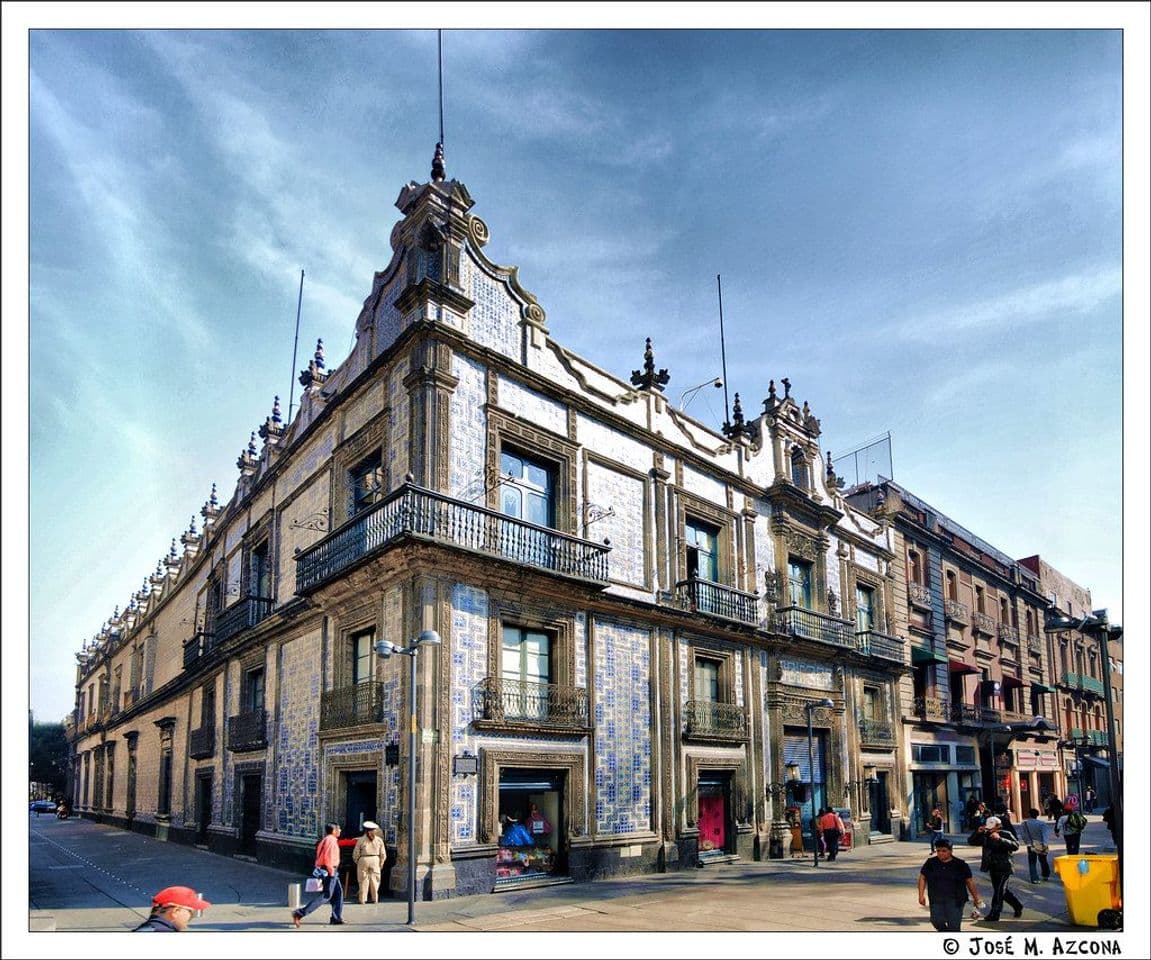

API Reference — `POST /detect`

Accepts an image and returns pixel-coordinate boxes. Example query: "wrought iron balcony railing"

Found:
[673,577,759,626]
[972,611,996,635]
[1087,730,1107,747]
[944,599,969,624]
[913,695,950,721]
[183,630,217,669]
[226,709,267,751]
[908,581,932,608]
[188,725,215,759]
[1060,671,1105,696]
[473,677,590,729]
[296,483,612,593]
[214,595,273,645]
[950,703,982,725]
[683,699,749,741]
[999,624,1020,644]
[855,629,905,663]
[775,606,855,648]
[320,681,385,730]
[857,717,895,746]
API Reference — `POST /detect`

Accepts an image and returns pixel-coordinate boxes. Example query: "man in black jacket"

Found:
[979,817,1023,922]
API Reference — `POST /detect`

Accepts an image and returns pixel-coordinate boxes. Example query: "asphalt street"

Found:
[24,812,1121,937]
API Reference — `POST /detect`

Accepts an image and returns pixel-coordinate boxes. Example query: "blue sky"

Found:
[7,18,1146,728]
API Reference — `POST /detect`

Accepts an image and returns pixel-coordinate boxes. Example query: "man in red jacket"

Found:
[292,823,345,927]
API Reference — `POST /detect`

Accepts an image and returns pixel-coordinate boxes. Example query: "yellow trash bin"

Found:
[1053,854,1121,927]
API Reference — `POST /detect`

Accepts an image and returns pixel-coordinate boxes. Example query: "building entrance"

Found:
[697,777,731,858]
[343,770,378,834]
[496,770,565,884]
[239,774,262,857]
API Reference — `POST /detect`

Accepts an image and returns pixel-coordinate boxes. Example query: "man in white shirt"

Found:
[1017,807,1051,883]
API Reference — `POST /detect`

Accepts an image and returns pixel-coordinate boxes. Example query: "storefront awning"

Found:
[1030,682,1055,694]
[1083,755,1110,768]
[949,659,979,674]
[1001,674,1025,688]
[911,645,949,665]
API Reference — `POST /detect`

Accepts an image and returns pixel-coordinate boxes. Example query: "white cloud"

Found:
[888,266,1121,343]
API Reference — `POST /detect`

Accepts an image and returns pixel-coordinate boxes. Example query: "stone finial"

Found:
[181,516,199,553]
[202,482,221,525]
[299,339,328,390]
[802,400,810,418]
[259,396,284,443]
[630,337,671,392]
[431,141,446,183]
[723,392,753,440]
[781,377,791,400]
[151,562,165,590]
[237,433,259,474]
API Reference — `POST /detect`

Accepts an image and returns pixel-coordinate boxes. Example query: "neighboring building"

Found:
[65,149,907,898]
[1018,555,1123,807]
[845,481,1058,835]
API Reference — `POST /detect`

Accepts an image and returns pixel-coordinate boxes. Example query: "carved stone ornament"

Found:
[763,570,780,605]
[630,337,671,392]
[784,528,819,562]
[827,588,838,616]
[467,215,490,248]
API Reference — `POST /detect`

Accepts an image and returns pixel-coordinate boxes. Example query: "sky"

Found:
[6,12,1147,733]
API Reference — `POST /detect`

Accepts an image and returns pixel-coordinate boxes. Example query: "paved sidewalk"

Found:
[27,813,1118,934]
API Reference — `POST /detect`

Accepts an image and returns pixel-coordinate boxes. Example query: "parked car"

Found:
[30,800,56,813]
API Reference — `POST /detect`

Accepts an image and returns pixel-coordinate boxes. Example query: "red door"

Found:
[698,784,726,853]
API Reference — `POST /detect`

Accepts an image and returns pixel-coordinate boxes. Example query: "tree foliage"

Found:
[29,722,69,796]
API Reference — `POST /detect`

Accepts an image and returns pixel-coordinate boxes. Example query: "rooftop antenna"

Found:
[438,29,445,150]
[717,274,732,430]
[286,269,305,422]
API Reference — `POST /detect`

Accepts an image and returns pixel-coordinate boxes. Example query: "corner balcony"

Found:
[1060,671,1105,697]
[776,606,855,649]
[295,483,612,594]
[472,677,590,731]
[950,703,982,726]
[214,595,273,645]
[944,599,969,625]
[673,577,759,626]
[855,629,905,663]
[226,709,267,752]
[320,681,385,731]
[683,699,749,742]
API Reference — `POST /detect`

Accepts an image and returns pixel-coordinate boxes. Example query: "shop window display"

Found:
[496,790,562,882]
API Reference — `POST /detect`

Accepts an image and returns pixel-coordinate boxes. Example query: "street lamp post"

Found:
[375,629,441,926]
[806,698,834,867]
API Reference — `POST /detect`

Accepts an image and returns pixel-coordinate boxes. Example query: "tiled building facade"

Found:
[63,153,1112,898]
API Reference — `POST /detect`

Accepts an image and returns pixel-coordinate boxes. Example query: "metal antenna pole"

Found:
[438,30,445,148]
[287,269,304,422]
[717,275,731,428]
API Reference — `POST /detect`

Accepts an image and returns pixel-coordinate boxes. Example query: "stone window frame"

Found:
[231,759,265,831]
[154,716,176,819]
[477,748,586,844]
[485,407,578,534]
[330,414,390,528]
[323,747,383,833]
[847,564,888,635]
[687,640,738,706]
[333,604,380,690]
[789,444,810,490]
[674,489,737,587]
[485,598,577,690]
[240,511,275,601]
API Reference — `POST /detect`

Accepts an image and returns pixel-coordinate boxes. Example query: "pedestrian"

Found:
[818,807,844,862]
[1084,786,1097,814]
[292,823,345,927]
[1045,794,1063,821]
[1055,804,1088,856]
[1101,805,1119,849]
[917,838,985,932]
[974,801,990,828]
[134,886,211,932]
[1017,808,1052,883]
[999,810,1018,839]
[926,807,945,852]
[965,795,981,830]
[978,816,1023,922]
[352,820,386,904]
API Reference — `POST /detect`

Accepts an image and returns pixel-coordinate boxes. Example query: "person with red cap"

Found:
[134,886,210,932]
